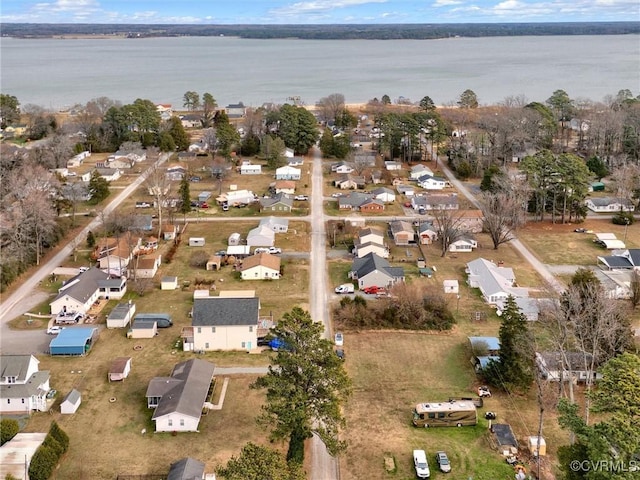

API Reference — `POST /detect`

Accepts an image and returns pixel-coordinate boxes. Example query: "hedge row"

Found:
[28,421,69,480]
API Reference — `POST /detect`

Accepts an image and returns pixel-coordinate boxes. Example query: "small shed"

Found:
[189,237,205,247]
[106,302,136,329]
[198,191,212,202]
[128,319,157,339]
[443,279,459,294]
[226,245,251,258]
[60,389,81,414]
[161,276,178,290]
[193,289,210,299]
[528,436,546,456]
[590,181,605,192]
[50,327,98,356]
[206,255,222,271]
[109,357,132,382]
[228,233,241,246]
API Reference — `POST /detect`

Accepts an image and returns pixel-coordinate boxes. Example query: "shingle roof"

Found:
[241,253,281,272]
[148,359,215,421]
[53,267,112,304]
[61,388,81,405]
[168,458,206,480]
[192,297,259,327]
[0,355,36,381]
[351,253,404,280]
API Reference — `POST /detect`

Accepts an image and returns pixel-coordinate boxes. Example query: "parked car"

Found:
[294,195,309,201]
[78,266,90,272]
[135,201,152,208]
[574,228,587,233]
[331,192,343,198]
[198,202,209,209]
[47,326,63,335]
[254,247,270,254]
[435,451,451,473]
[215,250,227,256]
[362,285,384,295]
[413,450,430,478]
[335,348,345,360]
[46,389,57,399]
[268,247,282,254]
[334,332,344,346]
[478,385,492,397]
[189,176,202,182]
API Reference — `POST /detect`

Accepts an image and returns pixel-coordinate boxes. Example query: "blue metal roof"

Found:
[477,356,500,368]
[50,327,97,348]
[468,336,501,351]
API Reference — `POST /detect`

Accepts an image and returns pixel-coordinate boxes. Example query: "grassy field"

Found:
[517,218,640,266]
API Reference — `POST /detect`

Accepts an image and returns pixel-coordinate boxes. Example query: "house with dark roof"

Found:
[145,359,215,432]
[337,192,381,211]
[0,355,50,414]
[466,258,529,305]
[349,253,405,290]
[388,220,415,245]
[49,268,127,315]
[535,351,603,383]
[225,102,246,118]
[598,249,640,270]
[167,457,206,480]
[189,297,260,351]
[259,192,293,212]
[586,197,635,212]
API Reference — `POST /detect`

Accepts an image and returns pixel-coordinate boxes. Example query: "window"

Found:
[205,343,209,349]
[241,342,246,348]
[438,412,445,418]
[168,419,173,427]
[428,413,435,419]
[249,326,253,332]
[197,327,201,334]
[211,327,216,333]
[6,376,15,384]
[180,419,185,426]
[7,399,10,404]
[22,398,25,404]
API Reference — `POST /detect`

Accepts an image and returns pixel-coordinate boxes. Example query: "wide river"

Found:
[1,35,638,110]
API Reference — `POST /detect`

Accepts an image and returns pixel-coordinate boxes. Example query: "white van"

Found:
[413,449,430,478]
[335,284,354,294]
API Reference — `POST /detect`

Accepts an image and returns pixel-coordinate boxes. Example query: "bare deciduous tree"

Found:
[143,164,171,239]
[316,93,345,124]
[431,208,466,257]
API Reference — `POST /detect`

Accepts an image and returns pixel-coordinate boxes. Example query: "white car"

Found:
[47,326,63,335]
[294,195,308,201]
[413,450,430,478]
[334,332,344,346]
[268,247,282,254]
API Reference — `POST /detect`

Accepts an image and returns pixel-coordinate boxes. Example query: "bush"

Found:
[0,418,19,445]
[49,421,69,452]
[189,250,209,268]
[28,445,57,480]
[612,211,634,225]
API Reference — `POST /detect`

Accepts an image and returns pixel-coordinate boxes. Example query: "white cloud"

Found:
[433,0,464,7]
[270,0,387,17]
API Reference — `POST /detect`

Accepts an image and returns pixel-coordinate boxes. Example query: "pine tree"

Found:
[485,295,534,392]
[178,176,191,217]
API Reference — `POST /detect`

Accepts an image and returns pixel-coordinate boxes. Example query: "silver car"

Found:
[436,451,451,473]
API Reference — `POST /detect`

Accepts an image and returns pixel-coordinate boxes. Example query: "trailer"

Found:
[412,400,478,427]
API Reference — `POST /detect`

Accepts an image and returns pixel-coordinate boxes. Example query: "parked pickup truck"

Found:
[335,284,355,294]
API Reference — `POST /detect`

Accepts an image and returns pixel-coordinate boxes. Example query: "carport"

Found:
[49,327,98,356]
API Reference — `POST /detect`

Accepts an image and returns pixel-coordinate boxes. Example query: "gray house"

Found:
[349,253,405,289]
[168,457,206,480]
[260,193,293,212]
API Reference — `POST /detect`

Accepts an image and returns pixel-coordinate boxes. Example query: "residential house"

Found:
[334,174,360,190]
[81,167,121,182]
[598,248,640,270]
[179,114,202,128]
[146,359,215,432]
[131,215,154,232]
[240,162,262,175]
[259,216,289,233]
[466,258,529,305]
[92,236,142,274]
[106,302,136,328]
[284,147,295,158]
[410,164,434,180]
[396,184,416,197]
[246,225,275,247]
[50,268,127,315]
[275,165,301,180]
[357,227,385,246]
[334,162,355,174]
[592,269,635,299]
[349,253,405,289]
[384,161,402,171]
[111,149,146,164]
[218,189,256,206]
[353,240,389,259]
[131,254,161,279]
[535,351,603,383]
[162,224,178,241]
[586,197,635,212]
[417,222,438,245]
[288,157,304,166]
[337,192,382,211]
[274,180,296,194]
[260,193,293,213]
[240,253,281,280]
[449,235,478,253]
[370,170,383,184]
[456,210,485,233]
[166,166,186,181]
[417,175,447,190]
[225,102,246,118]
[66,150,91,168]
[371,187,396,203]
[60,389,81,414]
[0,355,50,414]
[496,297,542,321]
[358,198,385,213]
[388,220,415,245]
[189,297,260,351]
[423,193,459,211]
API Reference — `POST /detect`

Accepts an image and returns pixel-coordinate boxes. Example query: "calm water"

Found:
[1,35,638,110]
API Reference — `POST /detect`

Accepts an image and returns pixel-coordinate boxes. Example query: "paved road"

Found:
[0,154,170,353]
[437,155,566,294]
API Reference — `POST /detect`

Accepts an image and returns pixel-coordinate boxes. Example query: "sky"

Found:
[1,0,638,24]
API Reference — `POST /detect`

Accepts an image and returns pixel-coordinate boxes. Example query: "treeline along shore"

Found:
[2,21,640,40]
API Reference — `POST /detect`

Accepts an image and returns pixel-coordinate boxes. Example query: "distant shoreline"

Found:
[2,21,639,40]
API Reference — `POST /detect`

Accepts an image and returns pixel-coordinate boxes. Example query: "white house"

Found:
[586,197,635,212]
[396,184,416,197]
[0,355,50,414]
[349,253,405,289]
[246,225,275,247]
[275,165,301,180]
[417,222,438,245]
[443,280,459,294]
[358,227,385,246]
[418,175,447,190]
[60,389,81,414]
[146,359,215,432]
[284,147,295,158]
[188,297,260,351]
[449,236,478,253]
[371,187,396,203]
[335,163,355,174]
[410,164,434,180]
[466,258,529,305]
[50,268,127,316]
[67,150,91,168]
[353,240,389,259]
[131,254,162,279]
[259,216,289,233]
[240,162,262,175]
[219,189,256,206]
[384,161,402,171]
[106,302,136,329]
[240,253,281,280]
[535,351,603,383]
